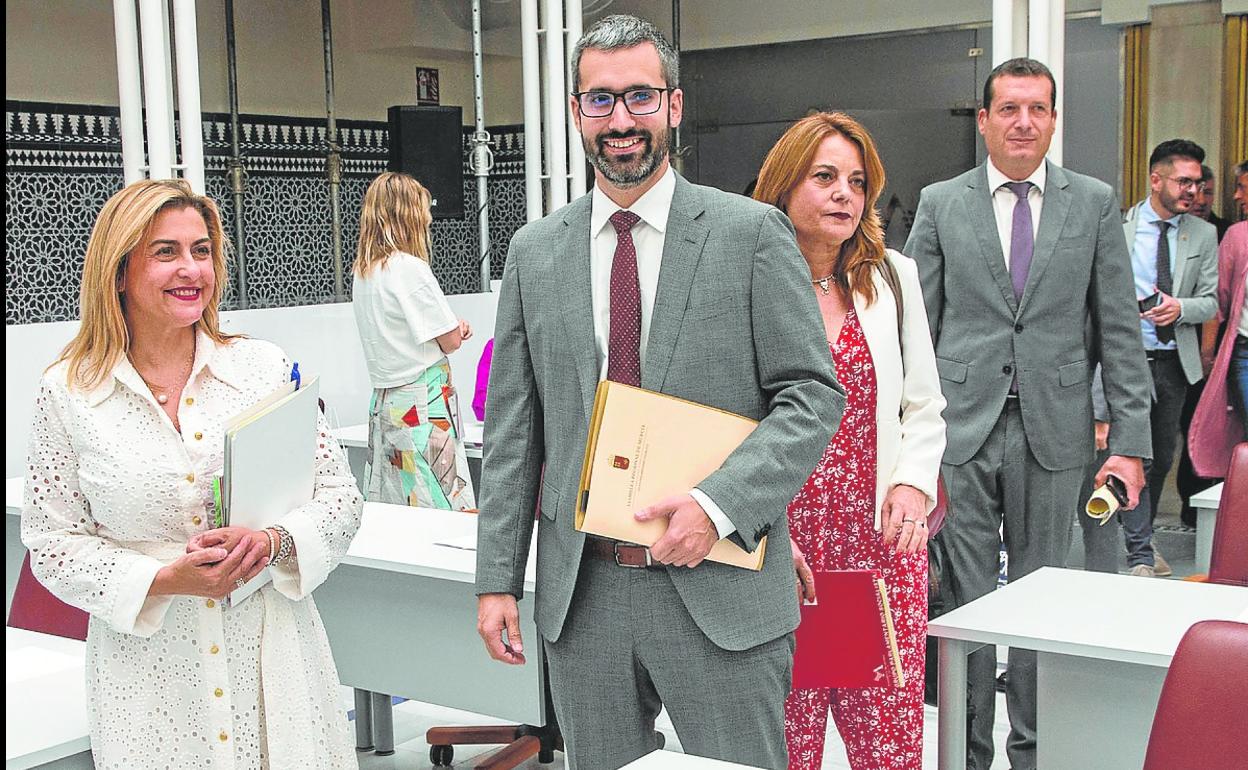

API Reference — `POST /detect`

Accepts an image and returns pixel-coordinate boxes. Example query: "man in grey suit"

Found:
[474,15,844,770]
[904,58,1152,770]
[1111,139,1219,577]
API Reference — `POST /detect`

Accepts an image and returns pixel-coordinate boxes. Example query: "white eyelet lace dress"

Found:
[21,332,362,770]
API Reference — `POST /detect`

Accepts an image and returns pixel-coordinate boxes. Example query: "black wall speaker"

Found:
[387,105,464,220]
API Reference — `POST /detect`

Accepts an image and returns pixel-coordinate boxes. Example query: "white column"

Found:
[1028,0,1064,165]
[1047,0,1065,165]
[542,0,568,210]
[565,0,586,200]
[992,0,1030,65]
[138,0,174,180]
[172,0,205,192]
[521,0,543,221]
[112,0,145,183]
[1028,0,1050,64]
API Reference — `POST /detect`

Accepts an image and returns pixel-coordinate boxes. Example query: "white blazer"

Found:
[852,249,948,528]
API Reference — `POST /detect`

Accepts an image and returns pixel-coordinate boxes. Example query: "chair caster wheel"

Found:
[430,744,454,766]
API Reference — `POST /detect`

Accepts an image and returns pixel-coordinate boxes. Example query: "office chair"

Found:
[425,668,563,768]
[7,552,89,641]
[1142,619,1248,770]
[1183,442,1247,586]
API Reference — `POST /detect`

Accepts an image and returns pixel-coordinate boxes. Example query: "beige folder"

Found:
[575,381,766,570]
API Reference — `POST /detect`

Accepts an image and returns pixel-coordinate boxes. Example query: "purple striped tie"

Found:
[1005,181,1035,301]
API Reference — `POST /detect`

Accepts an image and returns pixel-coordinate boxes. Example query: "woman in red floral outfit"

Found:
[754,113,947,770]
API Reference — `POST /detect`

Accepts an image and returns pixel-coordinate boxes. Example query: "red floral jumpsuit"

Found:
[784,308,928,770]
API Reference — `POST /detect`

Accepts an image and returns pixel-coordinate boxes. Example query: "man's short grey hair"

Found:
[571,14,679,91]
[1237,159,1248,178]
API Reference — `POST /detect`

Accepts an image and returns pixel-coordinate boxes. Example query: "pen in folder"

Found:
[290,361,301,390]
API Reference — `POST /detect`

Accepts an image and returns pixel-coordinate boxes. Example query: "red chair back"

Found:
[1143,620,1248,770]
[1209,443,1248,587]
[7,552,89,641]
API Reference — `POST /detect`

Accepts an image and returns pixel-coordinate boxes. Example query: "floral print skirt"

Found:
[364,360,476,511]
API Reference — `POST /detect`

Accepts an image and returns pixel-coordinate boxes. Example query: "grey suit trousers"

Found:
[940,400,1084,770]
[544,557,794,770]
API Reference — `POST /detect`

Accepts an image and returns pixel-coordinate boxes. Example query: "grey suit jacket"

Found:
[475,174,845,651]
[904,161,1152,471]
[1121,202,1219,385]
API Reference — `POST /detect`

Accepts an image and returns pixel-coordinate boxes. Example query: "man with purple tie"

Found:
[904,58,1152,770]
[473,15,843,770]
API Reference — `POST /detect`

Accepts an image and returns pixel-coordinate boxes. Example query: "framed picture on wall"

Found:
[416,67,440,106]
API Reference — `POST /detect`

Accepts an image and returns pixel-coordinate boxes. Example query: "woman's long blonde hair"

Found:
[355,172,433,275]
[753,112,888,304]
[53,179,235,392]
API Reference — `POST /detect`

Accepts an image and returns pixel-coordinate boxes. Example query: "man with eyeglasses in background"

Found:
[1114,139,1218,577]
[475,14,844,769]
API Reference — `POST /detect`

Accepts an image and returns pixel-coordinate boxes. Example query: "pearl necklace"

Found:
[134,349,194,406]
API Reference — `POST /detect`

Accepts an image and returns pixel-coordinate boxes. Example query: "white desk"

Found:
[7,477,22,515]
[928,567,1248,770]
[312,503,543,746]
[332,421,484,459]
[621,750,763,768]
[1191,482,1224,574]
[6,627,91,769]
[7,478,25,616]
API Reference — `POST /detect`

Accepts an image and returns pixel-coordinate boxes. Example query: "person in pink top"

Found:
[472,338,494,422]
[1190,159,1248,478]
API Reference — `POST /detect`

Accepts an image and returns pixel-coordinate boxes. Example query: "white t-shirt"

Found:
[352,252,458,388]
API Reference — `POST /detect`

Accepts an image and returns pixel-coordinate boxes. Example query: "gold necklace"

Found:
[133,348,194,405]
[811,272,837,296]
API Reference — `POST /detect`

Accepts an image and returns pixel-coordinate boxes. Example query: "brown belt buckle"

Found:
[614,542,653,569]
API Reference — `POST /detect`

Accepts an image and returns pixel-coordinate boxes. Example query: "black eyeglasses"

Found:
[572,88,673,118]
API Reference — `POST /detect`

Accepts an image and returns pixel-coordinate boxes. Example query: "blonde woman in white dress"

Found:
[21,179,362,769]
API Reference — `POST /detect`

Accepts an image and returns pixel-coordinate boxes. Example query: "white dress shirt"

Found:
[986,158,1046,271]
[589,167,735,539]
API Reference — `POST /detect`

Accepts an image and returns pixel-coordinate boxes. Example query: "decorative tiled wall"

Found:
[5,100,528,324]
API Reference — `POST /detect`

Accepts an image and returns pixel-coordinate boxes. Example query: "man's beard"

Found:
[1160,186,1193,214]
[585,126,671,189]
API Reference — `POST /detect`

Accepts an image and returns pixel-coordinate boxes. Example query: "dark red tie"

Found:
[607,210,642,387]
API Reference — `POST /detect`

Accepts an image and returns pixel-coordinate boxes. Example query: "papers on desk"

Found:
[6,645,81,684]
[575,381,765,570]
[220,378,320,605]
[434,533,478,552]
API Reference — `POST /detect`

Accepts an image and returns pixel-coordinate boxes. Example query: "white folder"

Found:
[222,377,319,605]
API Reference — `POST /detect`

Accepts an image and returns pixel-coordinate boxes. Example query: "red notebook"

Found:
[792,569,905,689]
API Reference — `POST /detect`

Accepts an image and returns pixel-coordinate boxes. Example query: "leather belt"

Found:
[1146,349,1179,360]
[582,537,662,570]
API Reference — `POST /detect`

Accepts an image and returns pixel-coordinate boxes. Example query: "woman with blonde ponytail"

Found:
[352,171,476,510]
[23,179,362,768]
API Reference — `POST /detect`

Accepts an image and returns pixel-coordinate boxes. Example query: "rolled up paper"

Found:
[1085,480,1126,526]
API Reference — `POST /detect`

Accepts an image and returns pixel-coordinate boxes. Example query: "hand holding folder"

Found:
[575,381,766,570]
[792,570,905,689]
[218,376,320,605]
